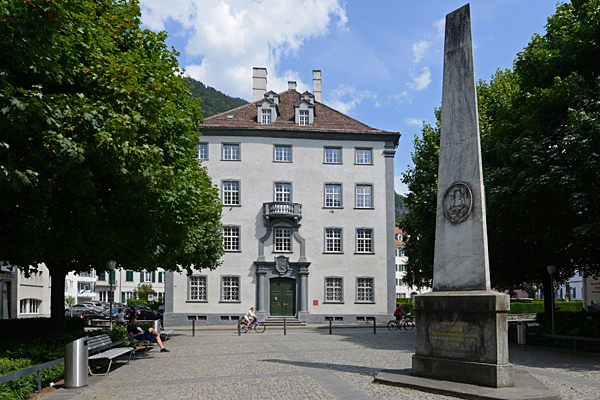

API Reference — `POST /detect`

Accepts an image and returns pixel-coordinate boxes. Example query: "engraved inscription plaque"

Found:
[428,320,481,353]
[442,182,473,223]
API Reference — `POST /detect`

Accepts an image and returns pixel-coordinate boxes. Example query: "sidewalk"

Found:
[43,327,600,400]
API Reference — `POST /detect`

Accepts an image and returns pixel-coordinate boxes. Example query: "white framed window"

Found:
[356,277,374,302]
[99,290,114,302]
[356,228,373,253]
[355,148,372,164]
[123,291,135,301]
[141,272,153,282]
[261,109,272,124]
[325,228,342,253]
[274,227,292,252]
[222,143,240,160]
[19,298,41,314]
[324,147,342,164]
[325,277,343,303]
[198,143,208,160]
[355,184,373,208]
[189,276,207,301]
[222,181,240,205]
[274,145,292,162]
[221,276,240,301]
[324,184,342,208]
[274,182,292,202]
[223,226,240,251]
[299,110,309,126]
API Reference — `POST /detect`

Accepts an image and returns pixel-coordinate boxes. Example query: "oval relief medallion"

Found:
[443,182,473,223]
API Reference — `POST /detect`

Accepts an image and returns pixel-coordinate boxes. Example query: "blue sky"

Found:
[139,0,561,194]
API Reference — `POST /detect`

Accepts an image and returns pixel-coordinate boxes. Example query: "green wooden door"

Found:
[270,278,296,316]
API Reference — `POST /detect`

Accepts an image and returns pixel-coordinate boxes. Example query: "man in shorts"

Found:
[127,317,169,352]
[393,303,406,322]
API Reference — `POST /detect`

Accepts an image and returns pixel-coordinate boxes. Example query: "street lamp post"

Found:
[107,260,117,332]
[547,265,557,335]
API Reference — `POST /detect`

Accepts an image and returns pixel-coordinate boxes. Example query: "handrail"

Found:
[0,357,65,395]
[527,332,600,351]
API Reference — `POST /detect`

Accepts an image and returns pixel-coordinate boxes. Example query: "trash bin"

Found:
[64,336,88,388]
[152,319,161,334]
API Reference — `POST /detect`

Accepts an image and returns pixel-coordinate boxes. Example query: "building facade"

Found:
[394,227,431,299]
[165,68,399,325]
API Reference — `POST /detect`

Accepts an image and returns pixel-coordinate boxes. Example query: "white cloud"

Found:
[405,118,424,126]
[412,40,431,63]
[328,84,377,115]
[407,67,431,91]
[139,0,347,100]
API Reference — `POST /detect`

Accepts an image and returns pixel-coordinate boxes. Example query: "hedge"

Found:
[394,298,584,315]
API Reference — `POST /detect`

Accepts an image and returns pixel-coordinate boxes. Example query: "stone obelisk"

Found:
[411,4,514,388]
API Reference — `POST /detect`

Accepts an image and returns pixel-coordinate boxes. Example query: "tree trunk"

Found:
[542,272,554,315]
[48,261,67,334]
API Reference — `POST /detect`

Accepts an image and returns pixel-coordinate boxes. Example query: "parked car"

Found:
[80,301,109,310]
[127,306,159,320]
[156,304,165,319]
[68,303,97,316]
[70,309,104,327]
[102,307,121,320]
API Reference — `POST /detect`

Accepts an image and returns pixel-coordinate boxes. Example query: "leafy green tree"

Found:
[134,283,157,302]
[0,0,223,332]
[400,110,440,289]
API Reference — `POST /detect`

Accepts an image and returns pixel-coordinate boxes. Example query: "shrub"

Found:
[0,358,34,400]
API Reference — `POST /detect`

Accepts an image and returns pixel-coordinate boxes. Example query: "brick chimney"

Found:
[253,67,267,101]
[313,70,322,103]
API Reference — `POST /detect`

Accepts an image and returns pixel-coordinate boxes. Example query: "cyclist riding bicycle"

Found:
[393,304,406,322]
[241,307,257,332]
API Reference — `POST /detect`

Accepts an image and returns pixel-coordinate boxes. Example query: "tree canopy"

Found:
[0,0,223,331]
[401,0,600,299]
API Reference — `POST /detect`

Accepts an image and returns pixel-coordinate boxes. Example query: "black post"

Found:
[329,319,332,335]
[37,371,41,394]
[284,317,287,335]
[373,317,376,334]
[238,320,241,336]
[192,320,195,337]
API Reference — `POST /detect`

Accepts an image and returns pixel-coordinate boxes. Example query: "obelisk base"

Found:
[411,290,514,388]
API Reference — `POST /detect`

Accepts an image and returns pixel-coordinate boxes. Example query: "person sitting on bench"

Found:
[127,317,169,352]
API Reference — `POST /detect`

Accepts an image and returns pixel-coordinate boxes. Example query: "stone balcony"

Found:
[263,202,302,222]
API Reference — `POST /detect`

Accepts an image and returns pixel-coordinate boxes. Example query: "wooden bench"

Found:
[88,334,134,376]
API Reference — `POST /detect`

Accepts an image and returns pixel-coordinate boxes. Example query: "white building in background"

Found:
[17,264,52,318]
[165,68,400,326]
[65,268,167,304]
[394,227,431,299]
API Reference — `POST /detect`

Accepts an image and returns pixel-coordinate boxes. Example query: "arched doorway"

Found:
[270,278,296,316]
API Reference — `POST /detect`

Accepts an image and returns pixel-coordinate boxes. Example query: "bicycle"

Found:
[387,313,414,331]
[239,317,266,333]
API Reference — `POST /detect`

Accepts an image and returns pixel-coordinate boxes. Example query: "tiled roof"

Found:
[395,227,406,247]
[202,90,398,136]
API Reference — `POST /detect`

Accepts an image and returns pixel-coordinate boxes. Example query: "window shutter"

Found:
[158,272,163,283]
[140,272,143,283]
[121,292,125,303]
[152,272,156,282]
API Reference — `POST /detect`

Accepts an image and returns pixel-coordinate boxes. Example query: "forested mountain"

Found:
[185,77,248,117]
[395,192,408,227]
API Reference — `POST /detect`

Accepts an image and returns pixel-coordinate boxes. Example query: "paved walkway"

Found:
[44,327,600,399]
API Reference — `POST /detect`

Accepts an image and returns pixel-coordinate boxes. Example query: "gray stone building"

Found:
[165,68,399,325]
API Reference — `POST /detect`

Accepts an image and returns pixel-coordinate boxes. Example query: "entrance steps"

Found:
[262,317,305,327]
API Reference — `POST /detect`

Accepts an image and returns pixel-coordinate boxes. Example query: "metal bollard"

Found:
[238,320,241,336]
[329,319,332,335]
[192,320,195,337]
[373,318,376,334]
[284,317,287,335]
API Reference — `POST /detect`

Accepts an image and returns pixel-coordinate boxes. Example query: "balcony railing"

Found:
[263,202,302,221]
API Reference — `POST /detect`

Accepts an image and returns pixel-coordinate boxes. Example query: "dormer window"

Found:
[262,109,272,124]
[300,91,315,104]
[294,100,314,126]
[264,91,279,104]
[256,98,277,124]
[299,110,309,126]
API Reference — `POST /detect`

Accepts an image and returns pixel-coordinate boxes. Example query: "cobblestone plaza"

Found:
[45,327,599,399]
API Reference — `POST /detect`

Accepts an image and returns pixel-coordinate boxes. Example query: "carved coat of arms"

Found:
[275,255,289,275]
[442,182,473,223]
